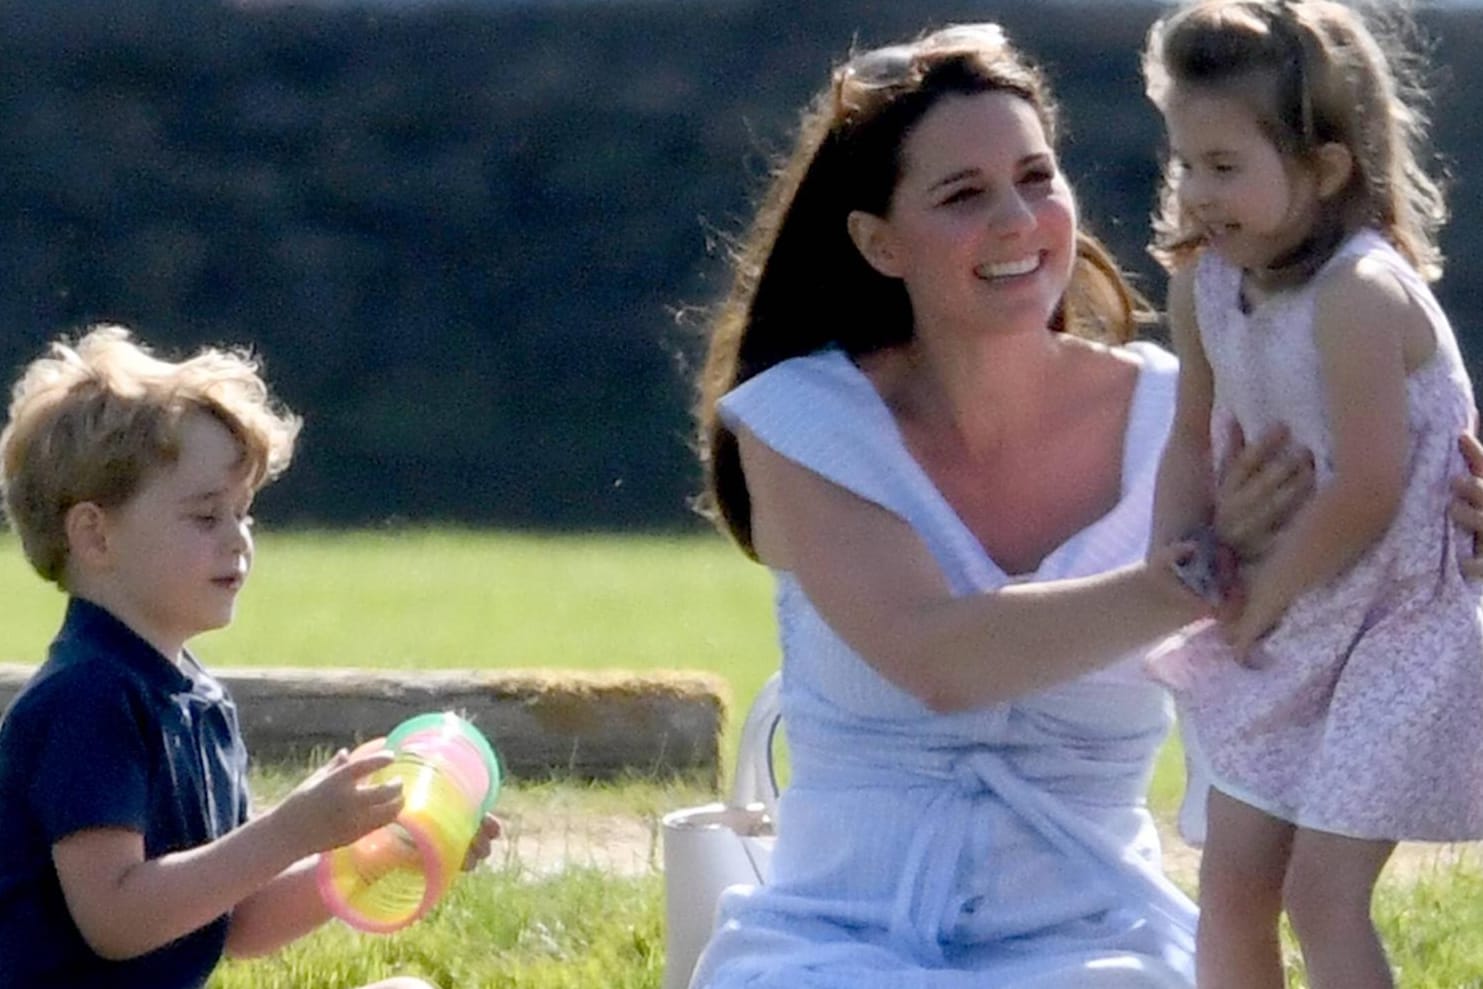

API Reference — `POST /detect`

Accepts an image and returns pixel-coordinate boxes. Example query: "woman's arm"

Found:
[1226,259,1417,655]
[739,427,1206,715]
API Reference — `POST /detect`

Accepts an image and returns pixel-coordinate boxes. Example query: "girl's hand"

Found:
[462,813,504,872]
[1213,422,1315,561]
[1451,432,1483,579]
[1220,562,1282,667]
[1223,599,1279,666]
[273,749,405,856]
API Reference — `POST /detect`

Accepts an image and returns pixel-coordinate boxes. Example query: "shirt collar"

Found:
[53,596,199,694]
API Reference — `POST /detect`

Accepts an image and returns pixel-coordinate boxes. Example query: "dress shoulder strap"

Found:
[717,350,935,517]
[717,350,989,590]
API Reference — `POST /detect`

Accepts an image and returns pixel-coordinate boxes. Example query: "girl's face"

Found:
[1163,84,1323,272]
[854,90,1078,339]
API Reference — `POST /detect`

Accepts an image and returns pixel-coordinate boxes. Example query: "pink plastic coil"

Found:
[316,712,501,933]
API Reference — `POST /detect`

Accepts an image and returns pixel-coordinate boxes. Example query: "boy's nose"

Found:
[227,520,253,554]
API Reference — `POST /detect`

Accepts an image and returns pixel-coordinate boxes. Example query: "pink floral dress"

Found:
[1149,229,1483,841]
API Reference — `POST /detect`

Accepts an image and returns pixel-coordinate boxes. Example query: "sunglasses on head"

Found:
[831,23,1009,116]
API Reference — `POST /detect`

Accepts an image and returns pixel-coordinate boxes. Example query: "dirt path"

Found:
[1154,820,1482,891]
[494,805,1482,887]
[496,809,661,877]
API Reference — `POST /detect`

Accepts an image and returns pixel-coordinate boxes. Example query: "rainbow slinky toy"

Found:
[317,712,501,933]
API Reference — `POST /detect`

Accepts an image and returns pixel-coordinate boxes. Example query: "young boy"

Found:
[0,326,483,988]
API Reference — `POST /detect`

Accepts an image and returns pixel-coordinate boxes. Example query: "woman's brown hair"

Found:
[696,24,1152,558]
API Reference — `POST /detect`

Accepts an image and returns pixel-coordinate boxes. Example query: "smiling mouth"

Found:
[973,253,1042,280]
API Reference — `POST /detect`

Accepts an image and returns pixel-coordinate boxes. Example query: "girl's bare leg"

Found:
[1196,789,1294,989]
[1284,828,1395,989]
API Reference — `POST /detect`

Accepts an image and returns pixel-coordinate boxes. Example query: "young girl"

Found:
[1142,2,1483,987]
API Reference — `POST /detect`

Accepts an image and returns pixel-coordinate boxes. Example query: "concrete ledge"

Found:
[0,665,728,783]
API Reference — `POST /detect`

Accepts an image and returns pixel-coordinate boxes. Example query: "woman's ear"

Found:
[846,210,904,278]
[64,502,112,573]
[1314,142,1354,200]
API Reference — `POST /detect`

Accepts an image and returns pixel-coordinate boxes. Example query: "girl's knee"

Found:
[1198,829,1288,917]
[1284,880,1375,946]
[1283,837,1389,942]
[1199,856,1284,919]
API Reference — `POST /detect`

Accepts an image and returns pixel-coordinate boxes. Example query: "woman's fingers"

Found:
[1459,431,1483,476]
[1452,434,1483,578]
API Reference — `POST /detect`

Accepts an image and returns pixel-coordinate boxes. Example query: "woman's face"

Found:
[855,90,1078,339]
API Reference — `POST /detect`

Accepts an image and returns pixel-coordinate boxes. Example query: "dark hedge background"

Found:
[2,1,1480,528]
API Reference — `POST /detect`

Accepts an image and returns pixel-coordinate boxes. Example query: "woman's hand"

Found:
[1212,422,1315,562]
[1452,433,1483,579]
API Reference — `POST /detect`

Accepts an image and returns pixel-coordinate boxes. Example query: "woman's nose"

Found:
[988,191,1035,235]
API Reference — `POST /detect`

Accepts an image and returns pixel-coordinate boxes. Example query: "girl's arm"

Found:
[738,431,1206,716]
[50,751,402,961]
[1227,258,1418,655]
[1151,265,1219,546]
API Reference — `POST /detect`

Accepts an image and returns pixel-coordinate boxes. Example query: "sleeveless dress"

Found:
[689,341,1197,989]
[1149,230,1483,841]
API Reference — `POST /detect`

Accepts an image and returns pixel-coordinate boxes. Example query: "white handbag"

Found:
[660,672,781,989]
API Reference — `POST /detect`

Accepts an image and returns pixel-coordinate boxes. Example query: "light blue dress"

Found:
[691,342,1197,988]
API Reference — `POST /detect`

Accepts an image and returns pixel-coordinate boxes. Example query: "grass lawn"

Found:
[2,529,1480,986]
[0,528,780,760]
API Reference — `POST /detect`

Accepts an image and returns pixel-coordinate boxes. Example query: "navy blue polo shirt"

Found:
[0,597,252,988]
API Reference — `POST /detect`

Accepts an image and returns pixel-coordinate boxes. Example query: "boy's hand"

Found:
[462,813,504,872]
[273,749,405,856]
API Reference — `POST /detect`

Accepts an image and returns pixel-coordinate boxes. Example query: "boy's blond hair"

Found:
[0,325,301,586]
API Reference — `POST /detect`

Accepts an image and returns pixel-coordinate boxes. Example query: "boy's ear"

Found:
[1314,142,1354,200]
[64,502,112,571]
[846,210,904,278]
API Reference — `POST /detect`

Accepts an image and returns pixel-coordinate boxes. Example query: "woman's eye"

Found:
[1021,170,1054,185]
[941,187,981,205]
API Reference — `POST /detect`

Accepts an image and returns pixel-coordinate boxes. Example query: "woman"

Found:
[689,22,1482,988]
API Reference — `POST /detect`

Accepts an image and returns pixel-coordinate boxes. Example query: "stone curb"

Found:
[0,664,728,784]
